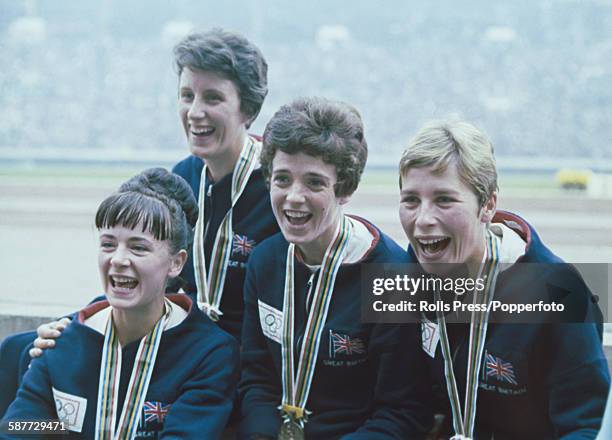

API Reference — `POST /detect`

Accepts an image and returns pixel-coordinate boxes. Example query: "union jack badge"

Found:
[329,330,366,357]
[232,233,256,256]
[485,353,518,385]
[143,401,171,424]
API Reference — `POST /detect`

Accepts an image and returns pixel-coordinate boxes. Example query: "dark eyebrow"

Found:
[128,237,153,244]
[271,169,331,182]
[179,85,225,95]
[305,172,330,181]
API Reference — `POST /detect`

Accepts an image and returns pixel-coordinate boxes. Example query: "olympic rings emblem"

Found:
[55,398,77,425]
[264,312,281,332]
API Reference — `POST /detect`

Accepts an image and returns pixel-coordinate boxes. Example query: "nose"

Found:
[110,246,130,268]
[285,182,306,204]
[414,202,436,229]
[187,98,206,121]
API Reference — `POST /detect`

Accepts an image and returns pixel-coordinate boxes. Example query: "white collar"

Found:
[303,217,375,272]
[489,222,527,265]
[84,298,189,335]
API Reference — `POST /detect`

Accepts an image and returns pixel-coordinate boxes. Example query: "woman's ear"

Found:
[338,193,352,206]
[480,191,497,223]
[336,183,353,206]
[169,250,188,278]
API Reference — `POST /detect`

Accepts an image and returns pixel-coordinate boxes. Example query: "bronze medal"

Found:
[278,419,305,440]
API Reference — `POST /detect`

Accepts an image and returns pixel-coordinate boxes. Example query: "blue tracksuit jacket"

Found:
[416,211,610,439]
[1,295,239,439]
[239,218,433,439]
[173,154,279,342]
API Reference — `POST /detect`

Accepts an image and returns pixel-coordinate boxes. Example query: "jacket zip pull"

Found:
[203,183,213,250]
[296,271,318,359]
[305,271,317,313]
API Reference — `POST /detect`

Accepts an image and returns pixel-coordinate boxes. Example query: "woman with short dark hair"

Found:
[1,168,238,439]
[171,28,278,339]
[239,97,432,439]
[173,29,268,130]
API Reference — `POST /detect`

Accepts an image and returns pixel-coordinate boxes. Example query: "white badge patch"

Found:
[258,300,283,344]
[52,387,87,433]
[421,320,440,358]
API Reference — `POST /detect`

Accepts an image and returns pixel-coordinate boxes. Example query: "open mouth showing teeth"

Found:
[191,127,215,136]
[418,237,450,254]
[110,275,139,290]
[285,210,312,226]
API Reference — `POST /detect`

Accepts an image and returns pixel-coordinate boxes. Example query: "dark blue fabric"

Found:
[0,331,35,418]
[0,153,277,422]
[1,296,239,439]
[172,154,279,342]
[415,211,610,439]
[239,219,433,439]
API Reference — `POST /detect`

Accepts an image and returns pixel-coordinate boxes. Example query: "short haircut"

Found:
[95,168,198,254]
[173,28,268,128]
[399,119,498,206]
[260,97,368,197]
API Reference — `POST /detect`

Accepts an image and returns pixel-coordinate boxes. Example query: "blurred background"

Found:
[0,0,611,336]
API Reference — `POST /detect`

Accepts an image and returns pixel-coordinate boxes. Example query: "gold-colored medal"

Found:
[278,419,305,440]
[278,217,351,440]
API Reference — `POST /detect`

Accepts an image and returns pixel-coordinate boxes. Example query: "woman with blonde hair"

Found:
[398,119,609,439]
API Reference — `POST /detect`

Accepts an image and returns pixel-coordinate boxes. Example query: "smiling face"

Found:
[178,68,248,178]
[270,151,350,264]
[399,164,496,273]
[98,225,186,313]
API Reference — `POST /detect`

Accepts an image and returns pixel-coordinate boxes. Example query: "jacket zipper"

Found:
[305,272,316,313]
[296,271,317,357]
[203,182,213,245]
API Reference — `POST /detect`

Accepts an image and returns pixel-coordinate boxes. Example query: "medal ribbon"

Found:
[280,215,352,426]
[94,301,171,440]
[193,136,260,321]
[435,230,500,439]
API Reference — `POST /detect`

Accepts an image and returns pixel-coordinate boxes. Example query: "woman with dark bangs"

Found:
[0,27,277,418]
[0,168,238,439]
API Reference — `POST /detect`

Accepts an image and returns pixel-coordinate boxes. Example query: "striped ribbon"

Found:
[435,229,500,439]
[280,215,352,427]
[194,136,261,321]
[94,301,171,440]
